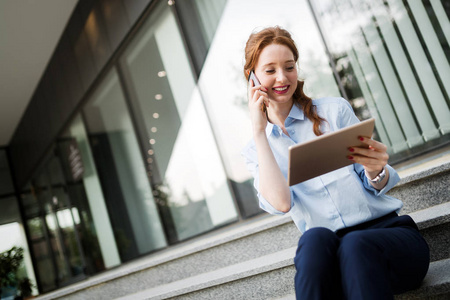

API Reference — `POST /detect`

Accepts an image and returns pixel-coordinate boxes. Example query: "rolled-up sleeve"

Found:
[354,163,400,196]
[241,142,292,215]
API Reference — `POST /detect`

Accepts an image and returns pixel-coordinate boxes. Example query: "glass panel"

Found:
[121,0,238,242]
[83,68,167,261]
[27,216,56,292]
[174,0,228,74]
[21,183,58,293]
[310,0,450,160]
[0,196,38,297]
[51,187,85,279]
[41,192,72,285]
[21,153,90,292]
[30,170,71,287]
[191,0,227,45]
[429,0,450,48]
[43,154,86,283]
[196,0,341,217]
[59,114,121,269]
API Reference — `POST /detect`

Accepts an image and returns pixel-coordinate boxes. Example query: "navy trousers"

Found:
[294,213,430,300]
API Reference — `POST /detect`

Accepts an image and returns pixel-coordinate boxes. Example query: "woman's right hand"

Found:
[248,80,269,133]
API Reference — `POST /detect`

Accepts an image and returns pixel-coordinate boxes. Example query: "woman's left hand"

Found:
[348,136,389,179]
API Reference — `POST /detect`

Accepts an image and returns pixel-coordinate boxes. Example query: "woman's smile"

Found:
[273,85,290,94]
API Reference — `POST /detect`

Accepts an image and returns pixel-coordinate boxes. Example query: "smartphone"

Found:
[249,71,266,112]
[249,70,260,86]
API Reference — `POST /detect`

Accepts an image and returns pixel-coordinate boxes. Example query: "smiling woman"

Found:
[241,26,430,300]
[244,27,326,137]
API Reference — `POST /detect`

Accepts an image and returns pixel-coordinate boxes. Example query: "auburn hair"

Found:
[244,26,325,136]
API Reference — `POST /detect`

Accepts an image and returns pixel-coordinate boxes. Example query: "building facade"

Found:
[1,0,449,296]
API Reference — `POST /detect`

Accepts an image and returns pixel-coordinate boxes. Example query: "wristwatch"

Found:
[366,166,386,184]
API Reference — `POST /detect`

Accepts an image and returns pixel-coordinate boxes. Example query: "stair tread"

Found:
[117,249,450,300]
[396,258,450,299]
[396,161,450,185]
[38,202,450,300]
[116,247,297,300]
[273,258,450,300]
[408,201,450,230]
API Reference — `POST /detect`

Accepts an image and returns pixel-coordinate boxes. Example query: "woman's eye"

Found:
[265,70,275,74]
[287,66,295,71]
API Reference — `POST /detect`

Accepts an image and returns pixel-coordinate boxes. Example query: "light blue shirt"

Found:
[242,97,403,233]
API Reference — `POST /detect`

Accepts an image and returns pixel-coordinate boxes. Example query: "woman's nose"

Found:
[276,71,288,82]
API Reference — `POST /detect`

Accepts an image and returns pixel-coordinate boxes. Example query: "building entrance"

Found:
[20,148,103,292]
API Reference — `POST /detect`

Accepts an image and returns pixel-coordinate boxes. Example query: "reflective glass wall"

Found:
[118,0,237,242]
[83,69,167,259]
[309,0,450,159]
[20,151,99,292]
[59,115,121,269]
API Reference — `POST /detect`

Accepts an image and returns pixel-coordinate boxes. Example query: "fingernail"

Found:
[349,147,354,152]
[359,137,364,141]
[348,155,354,160]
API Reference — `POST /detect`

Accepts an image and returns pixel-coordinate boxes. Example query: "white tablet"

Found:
[288,118,375,186]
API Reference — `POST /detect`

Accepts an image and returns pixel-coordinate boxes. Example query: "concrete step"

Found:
[35,214,299,300]
[395,258,450,300]
[36,200,450,300]
[34,163,449,300]
[408,202,450,262]
[117,247,297,300]
[115,252,450,300]
[388,162,450,214]
[114,203,450,300]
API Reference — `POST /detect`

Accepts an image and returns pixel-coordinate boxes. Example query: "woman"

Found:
[241,26,429,300]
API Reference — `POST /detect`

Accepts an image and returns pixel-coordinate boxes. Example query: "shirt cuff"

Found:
[363,164,400,196]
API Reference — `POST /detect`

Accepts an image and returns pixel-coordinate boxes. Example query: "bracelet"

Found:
[366,166,386,184]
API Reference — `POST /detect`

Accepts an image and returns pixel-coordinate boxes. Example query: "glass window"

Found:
[21,143,113,293]
[83,68,167,260]
[22,176,60,293]
[59,115,121,269]
[196,0,341,217]
[0,196,37,296]
[120,0,238,242]
[310,0,450,160]
[21,157,88,292]
[188,0,227,46]
[174,0,227,75]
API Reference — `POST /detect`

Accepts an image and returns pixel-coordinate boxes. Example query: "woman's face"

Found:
[254,44,298,105]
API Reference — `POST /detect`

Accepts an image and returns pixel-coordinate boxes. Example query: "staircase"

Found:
[35,161,450,300]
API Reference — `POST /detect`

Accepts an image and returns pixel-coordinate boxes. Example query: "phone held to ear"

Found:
[249,70,260,86]
[249,71,266,113]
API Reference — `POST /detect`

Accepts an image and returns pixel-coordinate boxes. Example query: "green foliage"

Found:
[0,246,23,288]
[0,246,33,297]
[17,277,33,297]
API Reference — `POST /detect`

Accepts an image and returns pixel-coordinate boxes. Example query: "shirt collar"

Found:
[288,103,304,121]
[265,103,305,136]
